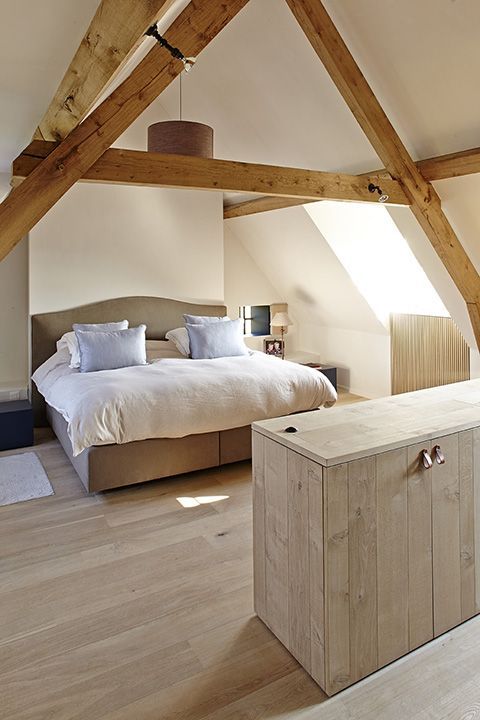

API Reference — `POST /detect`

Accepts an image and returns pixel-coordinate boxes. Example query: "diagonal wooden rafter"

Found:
[0,0,250,263]
[223,144,480,218]
[34,0,177,142]
[12,140,409,205]
[284,0,480,348]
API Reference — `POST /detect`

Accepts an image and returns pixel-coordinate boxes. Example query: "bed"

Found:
[31,296,336,492]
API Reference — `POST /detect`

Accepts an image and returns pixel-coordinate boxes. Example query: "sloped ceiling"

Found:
[2,0,478,172]
[225,205,387,335]
[0,0,479,348]
[0,0,100,172]
[322,0,480,160]
[131,0,381,171]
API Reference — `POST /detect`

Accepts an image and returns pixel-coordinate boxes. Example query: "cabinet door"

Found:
[324,443,434,694]
[432,430,475,635]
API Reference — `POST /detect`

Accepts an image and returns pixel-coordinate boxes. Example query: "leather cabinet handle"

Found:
[433,445,445,464]
[421,449,433,469]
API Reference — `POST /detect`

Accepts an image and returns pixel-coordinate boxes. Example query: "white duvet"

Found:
[33,349,337,456]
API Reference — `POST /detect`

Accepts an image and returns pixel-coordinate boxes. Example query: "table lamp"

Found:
[271,312,293,360]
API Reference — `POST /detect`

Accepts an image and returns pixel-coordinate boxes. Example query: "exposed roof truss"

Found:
[0,0,479,346]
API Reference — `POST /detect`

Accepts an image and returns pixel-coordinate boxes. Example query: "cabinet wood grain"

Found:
[253,423,479,696]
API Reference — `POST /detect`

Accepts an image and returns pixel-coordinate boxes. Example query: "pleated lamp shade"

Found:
[271,312,293,329]
[147,121,214,158]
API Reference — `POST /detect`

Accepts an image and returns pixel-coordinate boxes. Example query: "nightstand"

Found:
[306,364,337,391]
[286,352,338,391]
[0,400,34,451]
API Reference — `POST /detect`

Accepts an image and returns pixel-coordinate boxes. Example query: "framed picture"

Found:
[264,338,284,357]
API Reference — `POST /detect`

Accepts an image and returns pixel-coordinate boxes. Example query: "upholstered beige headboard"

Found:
[31,296,226,426]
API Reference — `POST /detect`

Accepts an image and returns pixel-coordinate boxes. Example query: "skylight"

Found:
[305,201,448,326]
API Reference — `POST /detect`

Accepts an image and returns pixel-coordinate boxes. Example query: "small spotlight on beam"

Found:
[368,182,389,203]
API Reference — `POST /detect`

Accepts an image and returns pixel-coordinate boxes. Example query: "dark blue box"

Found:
[0,400,34,451]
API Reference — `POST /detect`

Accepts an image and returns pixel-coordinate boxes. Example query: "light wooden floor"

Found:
[1,394,480,719]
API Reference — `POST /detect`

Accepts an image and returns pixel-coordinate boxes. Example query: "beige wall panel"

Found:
[391,313,469,395]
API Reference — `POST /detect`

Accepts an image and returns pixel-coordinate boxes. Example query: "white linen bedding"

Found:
[32,349,337,456]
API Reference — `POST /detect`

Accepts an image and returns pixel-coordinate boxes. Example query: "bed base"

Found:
[47,405,252,493]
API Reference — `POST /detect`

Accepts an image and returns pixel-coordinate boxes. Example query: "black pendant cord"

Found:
[145,25,196,72]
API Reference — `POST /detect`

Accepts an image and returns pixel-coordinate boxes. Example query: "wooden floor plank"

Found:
[1,395,480,719]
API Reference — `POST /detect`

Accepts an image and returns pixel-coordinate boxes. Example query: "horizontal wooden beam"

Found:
[12,141,410,205]
[34,0,176,141]
[224,197,317,219]
[416,146,480,182]
[224,144,480,218]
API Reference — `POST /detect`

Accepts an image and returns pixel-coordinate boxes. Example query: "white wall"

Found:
[226,207,390,397]
[224,226,284,351]
[0,176,224,393]
[29,184,223,314]
[0,174,29,391]
[297,323,391,398]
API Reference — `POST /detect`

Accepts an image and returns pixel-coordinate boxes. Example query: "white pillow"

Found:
[166,317,229,357]
[183,314,229,325]
[57,320,129,369]
[146,339,185,361]
[75,325,146,373]
[57,331,81,369]
[165,328,190,357]
[186,318,249,359]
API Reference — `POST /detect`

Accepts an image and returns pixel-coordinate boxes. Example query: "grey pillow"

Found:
[73,320,128,332]
[183,314,228,325]
[186,318,248,359]
[75,325,147,373]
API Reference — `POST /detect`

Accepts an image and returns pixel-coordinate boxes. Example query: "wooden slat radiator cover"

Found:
[390,313,470,395]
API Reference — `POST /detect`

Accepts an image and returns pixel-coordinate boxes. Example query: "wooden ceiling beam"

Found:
[284,0,480,346]
[34,0,177,142]
[0,0,250,263]
[224,144,480,218]
[417,146,480,182]
[224,197,315,219]
[12,140,409,205]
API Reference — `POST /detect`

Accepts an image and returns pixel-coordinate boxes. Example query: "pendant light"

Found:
[146,24,214,159]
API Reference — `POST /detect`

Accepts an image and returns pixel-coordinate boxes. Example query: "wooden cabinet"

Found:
[253,387,480,696]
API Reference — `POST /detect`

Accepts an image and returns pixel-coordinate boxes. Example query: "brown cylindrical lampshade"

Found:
[147,121,214,158]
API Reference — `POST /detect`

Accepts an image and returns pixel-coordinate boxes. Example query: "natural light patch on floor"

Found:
[176,495,229,508]
[305,201,448,326]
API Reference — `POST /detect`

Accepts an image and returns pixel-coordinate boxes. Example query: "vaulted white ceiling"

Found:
[4,0,479,170]
[1,0,479,347]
